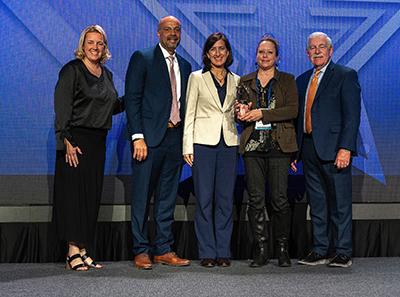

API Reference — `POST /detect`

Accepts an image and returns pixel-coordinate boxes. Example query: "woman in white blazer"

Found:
[183,33,240,267]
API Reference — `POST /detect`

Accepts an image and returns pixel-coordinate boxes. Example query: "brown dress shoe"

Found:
[201,258,215,267]
[217,258,230,267]
[134,253,152,270]
[153,252,190,266]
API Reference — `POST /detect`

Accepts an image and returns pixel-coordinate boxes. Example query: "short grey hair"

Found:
[307,32,332,50]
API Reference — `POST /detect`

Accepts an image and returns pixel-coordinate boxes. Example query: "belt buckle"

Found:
[168,122,180,128]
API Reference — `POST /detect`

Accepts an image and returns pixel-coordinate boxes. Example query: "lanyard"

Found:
[256,76,273,108]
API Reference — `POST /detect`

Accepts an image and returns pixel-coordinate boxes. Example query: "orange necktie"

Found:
[305,70,321,133]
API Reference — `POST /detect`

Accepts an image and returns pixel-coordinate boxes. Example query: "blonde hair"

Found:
[74,25,111,65]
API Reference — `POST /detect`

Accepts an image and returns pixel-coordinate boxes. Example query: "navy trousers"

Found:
[130,127,183,256]
[192,138,238,259]
[302,136,353,257]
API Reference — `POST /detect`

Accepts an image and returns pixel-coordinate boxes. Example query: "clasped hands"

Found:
[234,100,263,122]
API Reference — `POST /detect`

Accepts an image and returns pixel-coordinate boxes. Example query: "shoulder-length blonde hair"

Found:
[74,25,111,65]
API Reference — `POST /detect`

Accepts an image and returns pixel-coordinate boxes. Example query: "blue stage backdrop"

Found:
[0,0,399,204]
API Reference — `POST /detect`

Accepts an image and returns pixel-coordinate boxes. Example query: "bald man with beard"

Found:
[124,16,192,269]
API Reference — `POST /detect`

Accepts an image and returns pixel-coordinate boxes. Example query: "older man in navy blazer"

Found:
[291,32,361,268]
[124,16,192,269]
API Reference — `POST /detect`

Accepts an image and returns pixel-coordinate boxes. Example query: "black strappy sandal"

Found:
[66,254,87,271]
[81,253,102,269]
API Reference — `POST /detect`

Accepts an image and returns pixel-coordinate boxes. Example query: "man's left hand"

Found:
[334,149,351,170]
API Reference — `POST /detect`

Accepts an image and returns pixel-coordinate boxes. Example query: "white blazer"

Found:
[183,69,240,155]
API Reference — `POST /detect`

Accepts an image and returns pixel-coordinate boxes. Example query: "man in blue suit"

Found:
[291,32,361,267]
[124,16,192,269]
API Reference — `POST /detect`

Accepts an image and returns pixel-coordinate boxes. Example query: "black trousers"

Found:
[243,156,291,214]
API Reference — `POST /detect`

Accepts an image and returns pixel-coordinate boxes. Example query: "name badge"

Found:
[255,108,271,130]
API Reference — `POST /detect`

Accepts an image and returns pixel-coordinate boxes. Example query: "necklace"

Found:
[83,59,101,78]
[212,69,226,84]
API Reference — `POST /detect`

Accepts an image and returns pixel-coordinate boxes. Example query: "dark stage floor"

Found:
[0,258,399,296]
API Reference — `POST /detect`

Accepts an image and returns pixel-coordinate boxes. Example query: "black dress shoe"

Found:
[201,258,215,267]
[217,258,230,267]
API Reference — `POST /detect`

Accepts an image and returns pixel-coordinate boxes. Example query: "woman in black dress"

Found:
[53,25,124,270]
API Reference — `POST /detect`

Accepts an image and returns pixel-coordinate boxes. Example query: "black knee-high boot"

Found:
[248,208,269,267]
[273,209,292,267]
